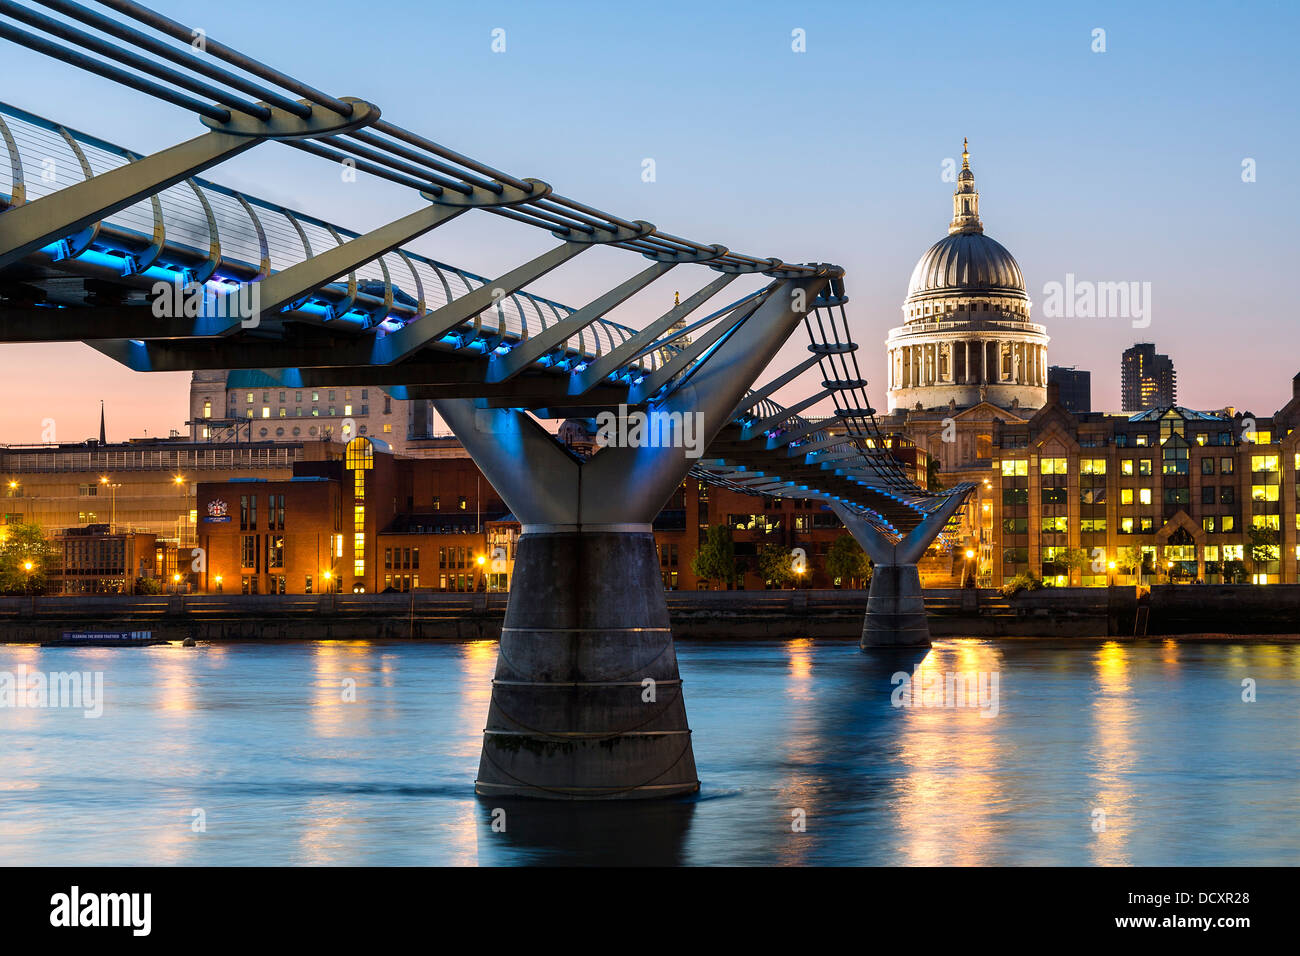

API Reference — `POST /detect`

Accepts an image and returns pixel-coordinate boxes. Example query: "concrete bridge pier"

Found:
[434,272,830,798]
[831,493,971,649]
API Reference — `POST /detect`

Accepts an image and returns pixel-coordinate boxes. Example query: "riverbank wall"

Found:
[1,585,1297,642]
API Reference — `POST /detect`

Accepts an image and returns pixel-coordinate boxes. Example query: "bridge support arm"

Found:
[831,488,972,649]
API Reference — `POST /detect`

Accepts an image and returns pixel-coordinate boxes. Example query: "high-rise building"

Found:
[1048,366,1092,413]
[1121,343,1176,412]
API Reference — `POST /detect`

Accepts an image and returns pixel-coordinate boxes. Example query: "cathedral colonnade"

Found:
[888,340,1048,388]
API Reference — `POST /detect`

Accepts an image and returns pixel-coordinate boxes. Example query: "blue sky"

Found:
[2,0,1297,441]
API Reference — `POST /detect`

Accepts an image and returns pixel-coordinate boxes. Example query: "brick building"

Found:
[196,434,877,594]
[988,375,1300,586]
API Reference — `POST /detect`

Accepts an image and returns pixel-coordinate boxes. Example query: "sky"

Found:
[1,0,1298,443]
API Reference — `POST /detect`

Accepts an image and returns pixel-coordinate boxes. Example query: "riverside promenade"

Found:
[1,586,1297,642]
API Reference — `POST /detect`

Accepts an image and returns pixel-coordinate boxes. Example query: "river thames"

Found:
[1,638,1297,866]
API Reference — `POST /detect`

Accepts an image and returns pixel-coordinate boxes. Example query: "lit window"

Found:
[1138,488,1152,505]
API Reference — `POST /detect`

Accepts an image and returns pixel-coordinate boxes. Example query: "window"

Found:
[1138,489,1152,505]
[1252,484,1279,502]
[1002,517,1028,534]
[1080,518,1106,532]
[1202,517,1216,533]
[239,495,257,531]
[1220,487,1235,505]
[1121,459,1134,476]
[1252,455,1280,473]
[1201,458,1215,476]
[1120,517,1134,534]
[1140,516,1155,532]
[1000,459,1028,477]
[1221,458,1234,474]
[1138,459,1152,476]
[1201,486,1215,505]
[432,496,440,510]
[268,535,284,569]
[1040,458,1067,474]
[1121,489,1134,505]
[1040,516,1068,533]
[240,535,257,569]
[1080,459,1106,475]
[1222,516,1236,532]
[1164,488,1189,504]
[458,496,467,511]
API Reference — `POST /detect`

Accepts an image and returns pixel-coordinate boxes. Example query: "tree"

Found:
[926,457,944,492]
[1059,547,1091,586]
[691,524,740,589]
[825,534,871,588]
[755,542,795,588]
[0,523,56,594]
[1247,525,1280,574]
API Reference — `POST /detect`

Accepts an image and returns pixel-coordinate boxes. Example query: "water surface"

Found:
[1,638,1296,865]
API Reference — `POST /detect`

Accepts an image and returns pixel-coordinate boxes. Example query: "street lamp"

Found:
[99,476,121,532]
[174,475,191,546]
[23,559,33,595]
[6,479,29,524]
[1107,560,1116,587]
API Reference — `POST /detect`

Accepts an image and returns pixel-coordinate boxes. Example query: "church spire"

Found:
[99,400,106,444]
[949,137,983,235]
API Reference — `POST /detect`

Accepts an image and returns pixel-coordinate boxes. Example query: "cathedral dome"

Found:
[905,231,1026,300]
[884,139,1048,414]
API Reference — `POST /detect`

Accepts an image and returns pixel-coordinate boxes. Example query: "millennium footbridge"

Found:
[0,0,972,797]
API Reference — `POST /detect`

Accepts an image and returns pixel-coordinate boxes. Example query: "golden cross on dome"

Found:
[962,137,970,168]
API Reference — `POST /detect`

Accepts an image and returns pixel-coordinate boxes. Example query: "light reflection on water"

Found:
[1,637,1297,866]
